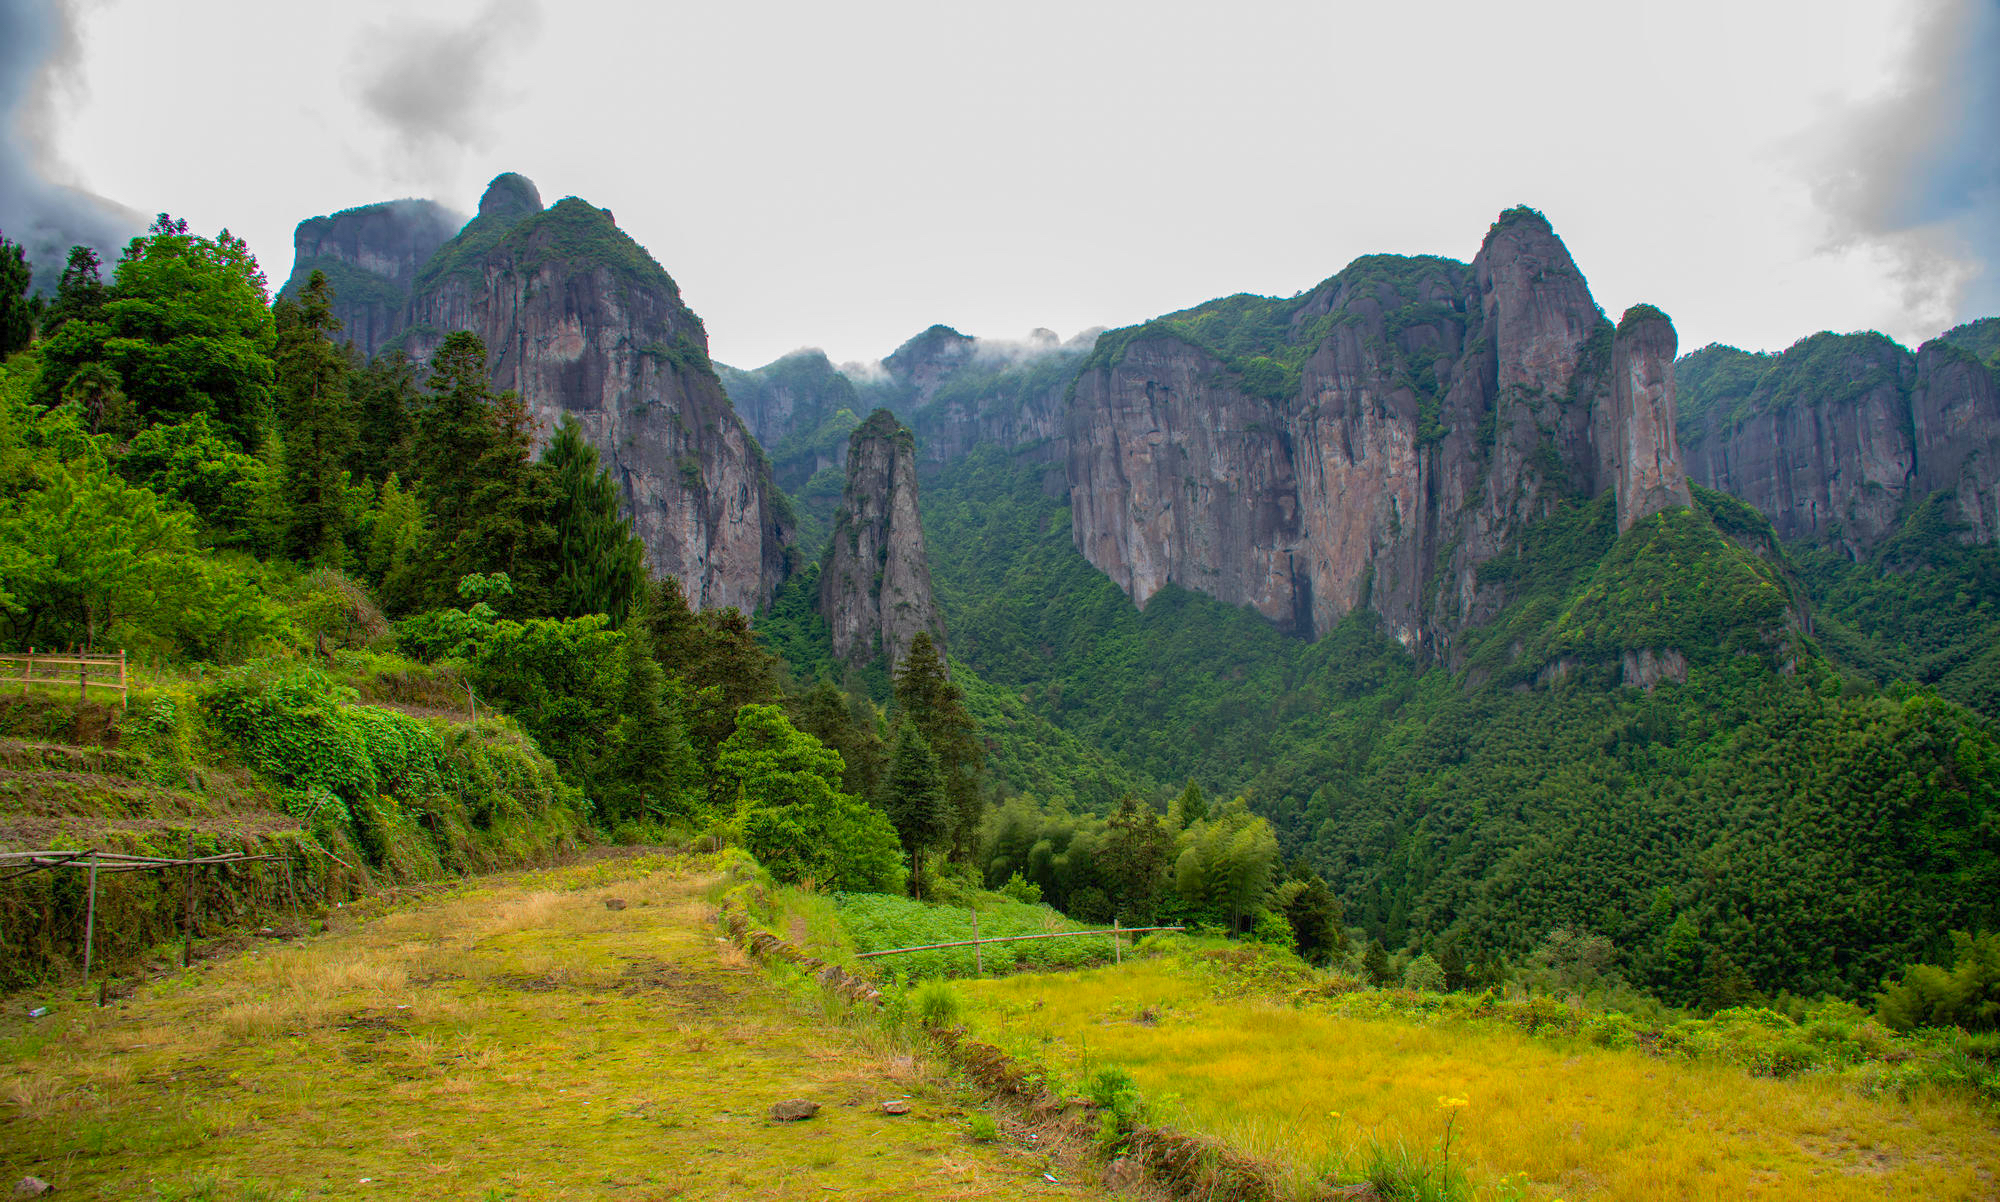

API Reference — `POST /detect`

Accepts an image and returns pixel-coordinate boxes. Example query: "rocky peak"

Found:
[818,409,946,669]
[1608,305,1693,531]
[360,174,793,613]
[1474,206,1601,399]
[279,198,464,359]
[478,172,543,220]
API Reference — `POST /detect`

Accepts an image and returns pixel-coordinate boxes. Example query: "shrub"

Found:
[1403,953,1448,993]
[912,978,960,1029]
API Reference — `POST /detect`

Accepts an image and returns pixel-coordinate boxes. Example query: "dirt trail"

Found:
[0,855,1111,1200]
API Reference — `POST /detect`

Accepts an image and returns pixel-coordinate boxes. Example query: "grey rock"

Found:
[769,1099,819,1122]
[12,1177,52,1197]
[819,409,947,669]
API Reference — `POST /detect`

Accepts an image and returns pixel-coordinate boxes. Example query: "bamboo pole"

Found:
[854,925,1185,958]
[1114,916,1122,965]
[17,647,27,695]
[181,862,196,968]
[971,908,982,977]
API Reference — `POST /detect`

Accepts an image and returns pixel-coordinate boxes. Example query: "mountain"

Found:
[281,174,794,615]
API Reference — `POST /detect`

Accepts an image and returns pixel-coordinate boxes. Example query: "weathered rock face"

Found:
[1066,209,1693,653]
[819,410,946,668]
[279,198,463,359]
[1608,306,1693,531]
[387,175,793,613]
[1677,330,2000,553]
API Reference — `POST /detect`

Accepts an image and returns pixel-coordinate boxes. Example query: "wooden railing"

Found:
[855,916,1184,973]
[1,648,128,704]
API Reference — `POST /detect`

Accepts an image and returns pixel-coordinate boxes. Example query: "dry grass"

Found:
[0,854,1108,1200]
[959,960,2000,1201]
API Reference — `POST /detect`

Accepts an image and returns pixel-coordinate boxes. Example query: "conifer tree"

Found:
[891,630,983,857]
[350,351,419,483]
[0,230,33,358]
[884,720,948,897]
[274,271,355,564]
[793,678,886,800]
[598,609,702,826]
[543,415,646,622]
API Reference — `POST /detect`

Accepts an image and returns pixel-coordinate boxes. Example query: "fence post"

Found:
[78,651,87,701]
[83,858,99,994]
[1113,917,1122,965]
[971,908,982,977]
[181,862,196,968]
[17,647,27,695]
[118,649,128,708]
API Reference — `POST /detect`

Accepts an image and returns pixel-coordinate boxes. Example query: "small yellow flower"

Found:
[1436,1094,1469,1109]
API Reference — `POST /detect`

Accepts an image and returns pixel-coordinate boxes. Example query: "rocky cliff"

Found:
[1677,326,2000,553]
[279,198,464,359]
[818,409,946,668]
[286,173,794,614]
[1065,208,1696,654]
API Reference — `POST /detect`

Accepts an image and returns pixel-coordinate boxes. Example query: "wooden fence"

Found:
[2,648,128,704]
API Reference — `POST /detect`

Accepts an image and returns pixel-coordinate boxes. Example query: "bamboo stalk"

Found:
[853,925,1184,958]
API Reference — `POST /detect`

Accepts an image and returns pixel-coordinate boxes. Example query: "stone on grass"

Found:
[880,1099,911,1115]
[12,1178,52,1197]
[769,1099,819,1122]
[603,898,627,911]
[1100,1156,1141,1190]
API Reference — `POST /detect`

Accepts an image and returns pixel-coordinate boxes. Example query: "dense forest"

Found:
[2,212,1997,1030]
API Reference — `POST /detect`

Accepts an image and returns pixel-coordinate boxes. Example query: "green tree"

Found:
[1169,779,1209,829]
[1876,931,2000,1032]
[1275,870,1346,965]
[92,216,276,445]
[543,415,645,622]
[717,704,904,892]
[883,720,948,896]
[596,613,703,828]
[0,230,33,358]
[1658,913,1705,1006]
[349,351,418,482]
[119,413,269,543]
[892,630,984,857]
[1361,938,1391,986]
[274,270,355,564]
[1102,795,1173,923]
[358,474,428,614]
[791,678,886,800]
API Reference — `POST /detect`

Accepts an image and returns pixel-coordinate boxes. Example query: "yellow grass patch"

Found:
[960,960,2000,1201]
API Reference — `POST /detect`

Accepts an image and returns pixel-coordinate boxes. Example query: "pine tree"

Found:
[1362,938,1391,987]
[544,415,646,622]
[274,271,355,564]
[415,331,502,543]
[884,720,948,897]
[1103,796,1173,923]
[350,351,419,483]
[0,230,34,357]
[891,630,984,858]
[793,679,886,800]
[598,614,702,826]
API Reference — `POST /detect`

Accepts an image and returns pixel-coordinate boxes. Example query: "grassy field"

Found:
[0,854,1115,1200]
[954,953,2000,1201]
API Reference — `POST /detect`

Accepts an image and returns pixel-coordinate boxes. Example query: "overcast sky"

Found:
[8,0,1997,369]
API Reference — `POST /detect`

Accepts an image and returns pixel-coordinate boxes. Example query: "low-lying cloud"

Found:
[348,0,542,189]
[0,0,145,288]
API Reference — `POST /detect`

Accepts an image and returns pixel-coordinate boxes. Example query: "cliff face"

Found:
[279,198,463,359]
[1066,209,1693,653]
[1677,330,2000,553]
[818,409,946,668]
[388,175,792,614]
